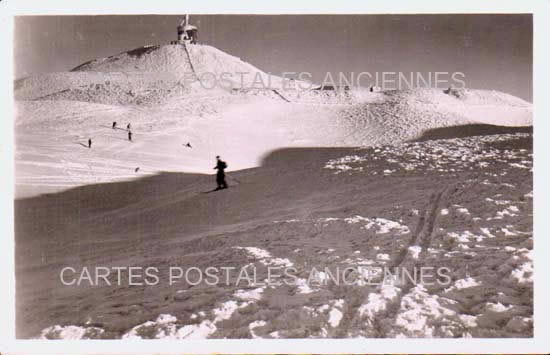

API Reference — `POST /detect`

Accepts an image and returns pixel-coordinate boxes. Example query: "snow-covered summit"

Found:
[16,43,532,123]
[70,43,301,90]
[15,43,313,104]
[71,44,262,76]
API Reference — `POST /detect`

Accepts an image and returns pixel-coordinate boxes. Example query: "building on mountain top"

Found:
[171,15,198,45]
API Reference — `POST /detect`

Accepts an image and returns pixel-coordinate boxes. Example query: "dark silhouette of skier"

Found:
[88,138,92,148]
[184,142,192,148]
[112,121,117,129]
[213,156,228,190]
[128,130,133,142]
[127,123,131,131]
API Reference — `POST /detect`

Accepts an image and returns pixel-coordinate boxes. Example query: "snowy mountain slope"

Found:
[14,38,533,340]
[69,43,308,90]
[335,88,532,146]
[14,43,533,197]
[14,71,191,104]
[15,44,308,106]
[16,43,532,122]
[71,45,192,73]
[16,133,533,338]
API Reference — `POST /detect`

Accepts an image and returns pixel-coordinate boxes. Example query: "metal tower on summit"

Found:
[172,14,198,44]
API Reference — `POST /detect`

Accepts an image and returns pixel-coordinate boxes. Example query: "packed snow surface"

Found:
[30,132,532,339]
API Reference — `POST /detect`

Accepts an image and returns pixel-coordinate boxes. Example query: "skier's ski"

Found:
[201,186,233,194]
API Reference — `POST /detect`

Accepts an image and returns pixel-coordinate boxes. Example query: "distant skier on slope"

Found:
[127,123,131,131]
[184,142,192,148]
[112,121,117,129]
[213,155,228,190]
[128,130,133,142]
[88,138,92,148]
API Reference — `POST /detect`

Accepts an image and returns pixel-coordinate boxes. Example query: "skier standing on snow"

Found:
[214,155,228,190]
[128,130,133,142]
[88,138,92,148]
[112,121,117,129]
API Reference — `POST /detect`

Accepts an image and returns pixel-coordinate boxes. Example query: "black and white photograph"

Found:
[11,12,536,342]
